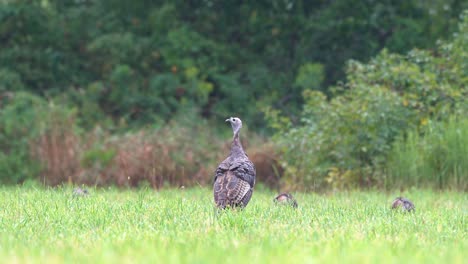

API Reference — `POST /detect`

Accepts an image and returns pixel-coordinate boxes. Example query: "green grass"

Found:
[0,186,466,263]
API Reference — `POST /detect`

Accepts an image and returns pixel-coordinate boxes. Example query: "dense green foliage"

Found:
[267,12,468,190]
[1,0,466,128]
[0,2,467,189]
[0,187,466,263]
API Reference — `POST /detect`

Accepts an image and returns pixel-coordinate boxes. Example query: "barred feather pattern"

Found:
[214,158,255,209]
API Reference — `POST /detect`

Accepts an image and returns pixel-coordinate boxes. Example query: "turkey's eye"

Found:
[233,118,237,121]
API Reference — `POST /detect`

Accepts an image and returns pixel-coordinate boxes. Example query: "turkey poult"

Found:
[214,117,256,209]
[391,197,415,212]
[274,193,298,208]
[73,187,89,197]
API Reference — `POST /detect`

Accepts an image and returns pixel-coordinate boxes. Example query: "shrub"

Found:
[266,86,414,191]
[1,93,282,188]
[0,91,82,184]
[266,12,468,190]
[0,92,46,183]
[246,143,283,190]
[0,68,25,92]
[386,117,468,191]
[42,112,281,189]
[0,92,79,184]
[31,103,81,186]
[86,120,225,188]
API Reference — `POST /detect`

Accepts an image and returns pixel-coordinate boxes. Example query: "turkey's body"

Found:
[214,157,255,208]
[391,197,415,212]
[214,117,256,209]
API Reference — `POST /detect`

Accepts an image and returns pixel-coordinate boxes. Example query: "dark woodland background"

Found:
[0,0,467,191]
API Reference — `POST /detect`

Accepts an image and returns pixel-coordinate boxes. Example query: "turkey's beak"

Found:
[225,118,231,123]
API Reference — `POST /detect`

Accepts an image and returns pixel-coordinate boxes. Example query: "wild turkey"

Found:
[73,187,89,197]
[214,117,256,209]
[391,197,415,212]
[274,193,298,208]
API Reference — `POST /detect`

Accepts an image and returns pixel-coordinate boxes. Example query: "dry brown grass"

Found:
[248,143,283,189]
[30,116,284,189]
[31,112,82,186]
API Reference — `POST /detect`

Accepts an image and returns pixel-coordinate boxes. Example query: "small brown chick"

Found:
[273,193,298,208]
[391,197,415,212]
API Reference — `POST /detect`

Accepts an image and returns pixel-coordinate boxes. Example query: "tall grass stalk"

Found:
[386,117,468,190]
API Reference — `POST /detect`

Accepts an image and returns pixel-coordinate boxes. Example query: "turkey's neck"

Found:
[230,131,245,157]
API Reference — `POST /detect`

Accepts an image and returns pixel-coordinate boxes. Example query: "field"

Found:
[0,186,466,263]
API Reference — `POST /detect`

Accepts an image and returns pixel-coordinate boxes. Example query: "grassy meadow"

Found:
[0,186,466,263]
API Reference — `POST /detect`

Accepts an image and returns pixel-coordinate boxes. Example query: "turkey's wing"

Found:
[230,160,256,187]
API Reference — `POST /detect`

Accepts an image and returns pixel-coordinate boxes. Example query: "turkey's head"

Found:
[226,117,243,135]
[391,197,403,209]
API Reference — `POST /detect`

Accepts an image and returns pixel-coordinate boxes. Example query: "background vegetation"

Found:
[0,1,466,190]
[267,13,468,190]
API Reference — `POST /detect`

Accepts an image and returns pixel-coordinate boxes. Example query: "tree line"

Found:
[1,0,465,130]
